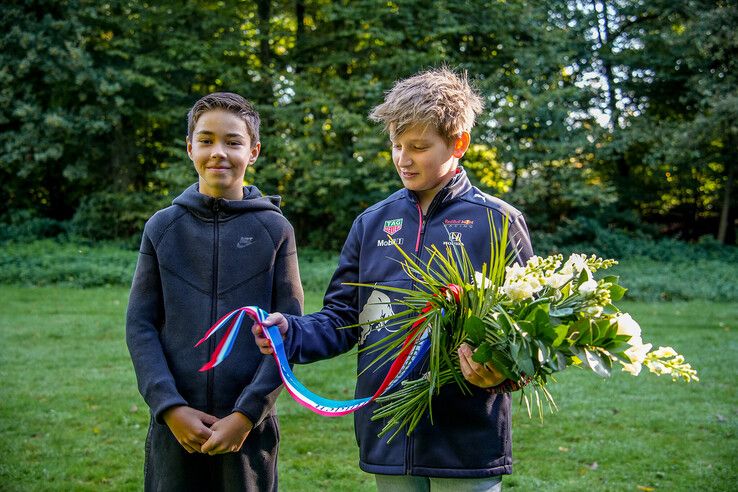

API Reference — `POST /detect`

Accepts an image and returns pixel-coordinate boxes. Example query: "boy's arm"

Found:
[232,225,305,426]
[509,212,534,266]
[281,219,362,364]
[126,231,188,423]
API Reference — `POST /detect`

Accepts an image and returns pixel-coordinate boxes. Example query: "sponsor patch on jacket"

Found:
[443,218,474,228]
[443,231,464,247]
[383,218,403,235]
[377,237,404,247]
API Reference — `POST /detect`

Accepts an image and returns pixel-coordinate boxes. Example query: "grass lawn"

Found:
[0,286,736,491]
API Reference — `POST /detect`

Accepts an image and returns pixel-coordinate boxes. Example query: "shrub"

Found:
[70,191,166,241]
[0,209,67,243]
[0,240,137,288]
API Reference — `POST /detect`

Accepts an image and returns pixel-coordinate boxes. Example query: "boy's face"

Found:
[187,109,260,200]
[390,124,469,207]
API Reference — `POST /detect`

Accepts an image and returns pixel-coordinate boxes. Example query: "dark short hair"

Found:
[186,92,260,146]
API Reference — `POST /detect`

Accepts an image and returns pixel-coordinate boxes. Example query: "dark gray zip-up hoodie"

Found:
[126,182,303,426]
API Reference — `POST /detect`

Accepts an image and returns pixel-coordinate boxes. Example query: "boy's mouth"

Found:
[208,162,231,170]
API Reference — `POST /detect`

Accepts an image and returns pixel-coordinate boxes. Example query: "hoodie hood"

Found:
[172,183,282,220]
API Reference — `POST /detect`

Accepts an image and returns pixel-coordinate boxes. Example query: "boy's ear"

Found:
[248,142,261,165]
[453,132,471,158]
[186,137,193,160]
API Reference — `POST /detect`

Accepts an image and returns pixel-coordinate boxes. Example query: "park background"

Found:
[1,0,736,490]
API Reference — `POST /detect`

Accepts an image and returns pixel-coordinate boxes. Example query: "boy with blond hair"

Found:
[254,68,533,491]
[127,92,303,491]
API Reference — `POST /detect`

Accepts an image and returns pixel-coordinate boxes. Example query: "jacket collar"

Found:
[172,183,283,220]
[403,167,472,207]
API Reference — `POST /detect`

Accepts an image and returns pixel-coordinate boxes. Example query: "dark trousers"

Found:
[144,414,279,492]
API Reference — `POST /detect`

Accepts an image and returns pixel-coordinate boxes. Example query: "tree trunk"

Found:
[718,156,735,244]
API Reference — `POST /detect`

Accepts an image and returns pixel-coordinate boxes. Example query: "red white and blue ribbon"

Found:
[195,306,430,417]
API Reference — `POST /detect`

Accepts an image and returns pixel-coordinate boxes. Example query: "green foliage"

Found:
[1,1,736,248]
[0,240,137,287]
[70,191,167,241]
[0,209,67,242]
[296,247,339,294]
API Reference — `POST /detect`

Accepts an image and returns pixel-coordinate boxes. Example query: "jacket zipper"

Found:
[207,200,220,414]
[406,193,445,473]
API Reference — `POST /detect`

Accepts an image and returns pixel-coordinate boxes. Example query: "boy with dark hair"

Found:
[127,92,303,491]
[253,69,533,491]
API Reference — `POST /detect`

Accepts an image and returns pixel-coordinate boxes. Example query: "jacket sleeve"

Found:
[282,218,362,364]
[509,212,534,266]
[126,229,188,423]
[232,222,305,425]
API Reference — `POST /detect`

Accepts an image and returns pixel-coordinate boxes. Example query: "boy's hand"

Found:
[458,343,506,388]
[201,412,254,455]
[162,406,218,453]
[252,312,288,355]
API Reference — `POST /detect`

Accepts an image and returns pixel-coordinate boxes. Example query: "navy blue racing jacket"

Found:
[283,169,534,478]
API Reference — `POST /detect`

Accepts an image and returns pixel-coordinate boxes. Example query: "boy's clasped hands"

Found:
[162,406,254,455]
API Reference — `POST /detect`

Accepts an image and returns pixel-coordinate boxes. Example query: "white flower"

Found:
[543,272,571,289]
[647,360,669,375]
[651,346,677,358]
[526,256,545,269]
[621,341,653,376]
[561,254,587,275]
[615,313,642,345]
[502,279,541,302]
[474,271,492,289]
[578,278,598,296]
[505,263,527,282]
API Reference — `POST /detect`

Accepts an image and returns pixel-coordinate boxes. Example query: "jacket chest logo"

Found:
[237,236,255,248]
[443,218,474,228]
[444,231,464,247]
[383,218,403,235]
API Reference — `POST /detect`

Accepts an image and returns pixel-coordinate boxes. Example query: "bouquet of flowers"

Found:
[355,214,698,440]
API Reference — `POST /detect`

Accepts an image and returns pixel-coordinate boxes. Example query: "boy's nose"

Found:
[397,150,412,167]
[210,144,227,158]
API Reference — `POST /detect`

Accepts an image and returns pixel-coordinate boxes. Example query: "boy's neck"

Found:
[416,175,455,215]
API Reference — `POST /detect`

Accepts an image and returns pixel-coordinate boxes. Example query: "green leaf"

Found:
[515,340,536,376]
[609,284,627,301]
[518,320,535,338]
[574,319,593,345]
[603,303,620,315]
[489,350,518,380]
[535,340,550,364]
[516,351,535,377]
[464,315,486,345]
[552,324,568,347]
[471,342,494,363]
[550,307,574,317]
[583,348,612,378]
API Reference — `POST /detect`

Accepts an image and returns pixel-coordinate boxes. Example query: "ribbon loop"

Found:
[197,306,429,416]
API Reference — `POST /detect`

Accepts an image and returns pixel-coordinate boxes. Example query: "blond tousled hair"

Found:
[369,67,484,143]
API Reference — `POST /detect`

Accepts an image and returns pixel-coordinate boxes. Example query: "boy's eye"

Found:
[199,139,212,144]
[392,143,402,150]
[228,141,243,146]
[413,146,428,151]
